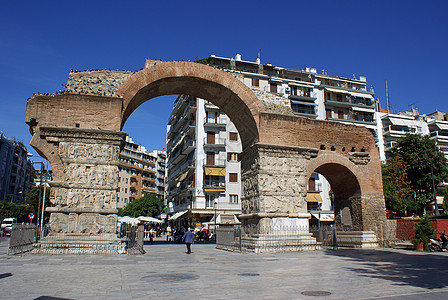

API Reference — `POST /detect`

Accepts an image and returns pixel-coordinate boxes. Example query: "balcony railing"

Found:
[384,125,416,135]
[203,137,226,147]
[203,158,226,167]
[204,117,227,127]
[430,131,448,139]
[204,181,226,190]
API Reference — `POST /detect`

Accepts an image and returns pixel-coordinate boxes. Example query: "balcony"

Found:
[325,98,374,109]
[384,141,397,152]
[430,131,448,142]
[203,137,226,148]
[204,181,226,191]
[203,158,226,167]
[383,125,416,136]
[328,114,375,125]
[204,117,227,128]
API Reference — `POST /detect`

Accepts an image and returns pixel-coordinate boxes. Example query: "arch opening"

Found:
[118,63,264,151]
[310,163,362,230]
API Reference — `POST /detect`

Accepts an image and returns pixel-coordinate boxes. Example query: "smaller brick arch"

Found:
[118,61,265,150]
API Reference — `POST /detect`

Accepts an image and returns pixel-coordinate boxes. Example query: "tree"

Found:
[382,157,414,215]
[412,215,434,251]
[0,185,50,224]
[118,194,163,217]
[443,189,448,214]
[390,134,448,214]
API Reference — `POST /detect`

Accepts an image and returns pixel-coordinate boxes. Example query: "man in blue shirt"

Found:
[182,228,195,254]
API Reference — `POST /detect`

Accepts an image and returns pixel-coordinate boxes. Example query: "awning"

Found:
[352,107,375,113]
[434,122,448,130]
[311,212,334,221]
[307,192,323,203]
[204,166,226,176]
[290,100,317,106]
[349,91,374,99]
[138,216,163,223]
[325,87,350,94]
[177,169,191,182]
[169,210,188,220]
[389,117,420,127]
[204,214,241,225]
[118,216,140,225]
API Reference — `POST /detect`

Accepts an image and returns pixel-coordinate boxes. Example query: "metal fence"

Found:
[8,224,38,255]
[126,225,146,254]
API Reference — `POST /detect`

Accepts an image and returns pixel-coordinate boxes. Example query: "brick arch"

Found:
[117,61,265,150]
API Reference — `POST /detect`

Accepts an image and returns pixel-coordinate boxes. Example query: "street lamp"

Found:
[424,152,439,215]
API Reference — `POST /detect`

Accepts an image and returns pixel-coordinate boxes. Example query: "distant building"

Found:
[0,133,14,202]
[117,136,166,208]
[0,134,34,203]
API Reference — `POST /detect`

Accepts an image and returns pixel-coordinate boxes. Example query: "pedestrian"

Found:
[182,227,195,254]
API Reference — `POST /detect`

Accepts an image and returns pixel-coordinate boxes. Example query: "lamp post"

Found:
[214,199,217,236]
[424,152,439,215]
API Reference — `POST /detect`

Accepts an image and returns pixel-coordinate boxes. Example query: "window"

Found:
[206,194,215,208]
[229,194,238,204]
[206,152,215,165]
[227,152,239,161]
[229,132,238,141]
[252,78,259,87]
[229,173,238,183]
[326,109,332,119]
[207,131,215,144]
[270,83,277,93]
[308,178,316,191]
[207,111,218,123]
[118,187,120,192]
[337,110,344,119]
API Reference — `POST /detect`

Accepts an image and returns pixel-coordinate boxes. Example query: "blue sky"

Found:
[1,0,447,159]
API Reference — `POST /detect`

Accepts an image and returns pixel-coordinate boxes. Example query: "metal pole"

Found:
[430,161,439,215]
[36,162,43,230]
[40,168,47,237]
[385,80,390,113]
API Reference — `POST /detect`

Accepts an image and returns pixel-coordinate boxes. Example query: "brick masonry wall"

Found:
[396,218,448,240]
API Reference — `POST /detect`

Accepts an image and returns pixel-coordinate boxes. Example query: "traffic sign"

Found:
[28,213,35,220]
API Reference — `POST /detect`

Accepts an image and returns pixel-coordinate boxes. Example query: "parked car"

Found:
[1,218,17,237]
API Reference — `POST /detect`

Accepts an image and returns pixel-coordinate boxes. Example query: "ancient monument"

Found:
[26,60,386,254]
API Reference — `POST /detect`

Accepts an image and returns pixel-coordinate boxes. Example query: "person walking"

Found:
[182,227,195,254]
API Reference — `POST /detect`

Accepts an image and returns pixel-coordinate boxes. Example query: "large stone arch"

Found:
[118,60,264,150]
[25,60,386,254]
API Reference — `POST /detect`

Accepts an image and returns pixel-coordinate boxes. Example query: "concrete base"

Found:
[241,232,317,253]
[32,234,126,255]
[336,231,378,248]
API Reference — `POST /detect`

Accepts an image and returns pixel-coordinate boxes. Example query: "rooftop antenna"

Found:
[385,80,390,114]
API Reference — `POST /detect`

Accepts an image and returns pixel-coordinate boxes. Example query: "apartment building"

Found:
[166,95,242,228]
[0,134,34,203]
[117,136,166,209]
[166,54,381,226]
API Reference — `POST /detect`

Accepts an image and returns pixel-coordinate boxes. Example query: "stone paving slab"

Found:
[0,237,448,299]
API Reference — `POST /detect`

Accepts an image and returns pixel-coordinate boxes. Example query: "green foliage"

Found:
[412,215,434,250]
[390,134,448,214]
[118,194,163,218]
[443,189,448,213]
[1,185,50,224]
[382,157,414,214]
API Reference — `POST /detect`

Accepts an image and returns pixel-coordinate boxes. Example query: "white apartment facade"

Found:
[117,136,166,209]
[166,95,241,228]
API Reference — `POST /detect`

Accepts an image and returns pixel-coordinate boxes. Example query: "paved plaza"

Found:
[0,236,447,299]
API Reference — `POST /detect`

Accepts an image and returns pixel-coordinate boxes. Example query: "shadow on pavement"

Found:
[144,240,216,245]
[325,249,448,289]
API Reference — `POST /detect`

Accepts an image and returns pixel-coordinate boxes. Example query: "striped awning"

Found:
[307,192,323,203]
[204,167,226,176]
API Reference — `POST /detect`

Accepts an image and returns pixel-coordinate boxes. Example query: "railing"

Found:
[203,158,226,166]
[8,224,38,255]
[384,125,416,134]
[430,131,448,138]
[204,181,226,189]
[203,117,227,126]
[203,137,226,147]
